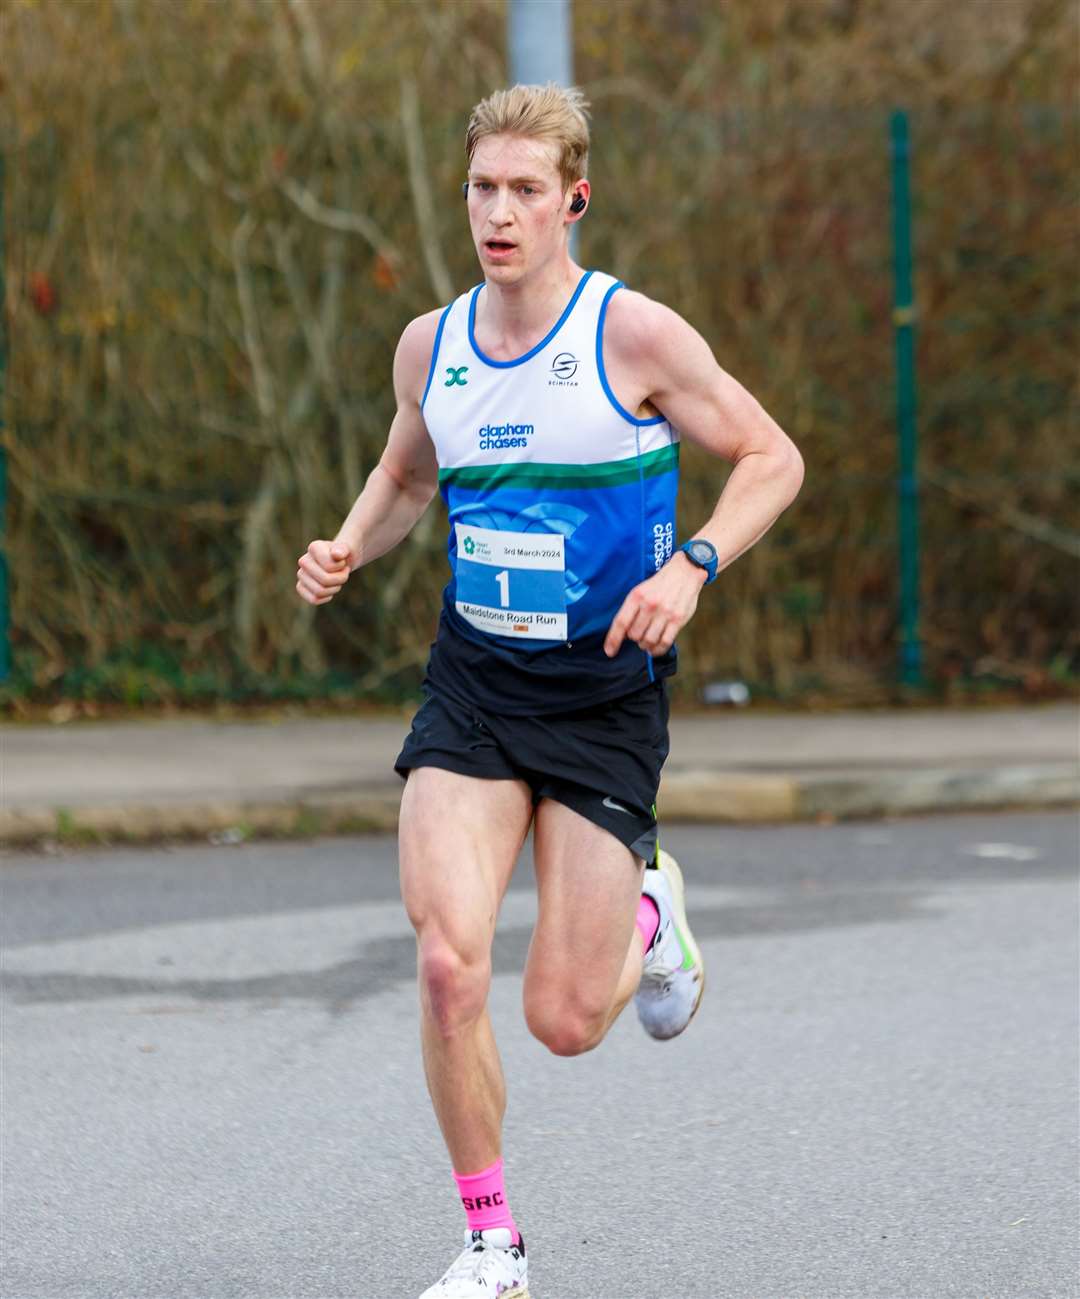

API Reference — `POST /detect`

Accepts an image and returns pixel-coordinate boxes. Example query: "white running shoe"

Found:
[418,1228,529,1299]
[635,849,706,1040]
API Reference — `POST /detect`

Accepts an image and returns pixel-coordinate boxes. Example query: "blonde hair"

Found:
[466,83,590,190]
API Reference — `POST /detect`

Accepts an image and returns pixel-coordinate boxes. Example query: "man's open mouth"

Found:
[485,240,516,252]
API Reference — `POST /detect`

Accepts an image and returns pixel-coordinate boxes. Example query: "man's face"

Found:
[466,134,579,283]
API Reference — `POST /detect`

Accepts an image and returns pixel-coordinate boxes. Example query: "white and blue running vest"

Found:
[421,269,680,710]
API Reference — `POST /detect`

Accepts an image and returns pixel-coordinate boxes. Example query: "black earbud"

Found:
[462,182,469,200]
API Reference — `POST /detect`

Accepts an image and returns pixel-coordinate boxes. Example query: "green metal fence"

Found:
[890,109,922,689]
[0,151,9,684]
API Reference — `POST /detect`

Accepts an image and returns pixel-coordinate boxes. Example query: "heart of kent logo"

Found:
[463,536,476,556]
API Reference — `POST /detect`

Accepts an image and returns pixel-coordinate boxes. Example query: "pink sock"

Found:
[453,1157,518,1241]
[636,895,660,952]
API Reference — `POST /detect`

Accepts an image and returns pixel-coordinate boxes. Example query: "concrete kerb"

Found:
[657,764,1079,823]
[1,764,1076,849]
[792,762,1080,820]
[0,791,402,849]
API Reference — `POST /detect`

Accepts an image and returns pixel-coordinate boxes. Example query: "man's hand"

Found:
[296,540,353,605]
[603,553,707,658]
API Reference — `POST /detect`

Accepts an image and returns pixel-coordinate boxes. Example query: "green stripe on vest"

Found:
[439,443,679,491]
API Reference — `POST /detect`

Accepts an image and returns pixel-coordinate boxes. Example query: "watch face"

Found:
[688,540,715,564]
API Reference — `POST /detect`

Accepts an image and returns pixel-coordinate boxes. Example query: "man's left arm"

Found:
[604,295,805,658]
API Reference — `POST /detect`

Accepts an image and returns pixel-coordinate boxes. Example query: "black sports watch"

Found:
[677,538,719,585]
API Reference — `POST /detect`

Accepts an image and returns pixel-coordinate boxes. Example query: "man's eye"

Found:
[521,186,536,195]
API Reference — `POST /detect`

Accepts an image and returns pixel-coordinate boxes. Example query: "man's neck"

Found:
[477,253,584,356]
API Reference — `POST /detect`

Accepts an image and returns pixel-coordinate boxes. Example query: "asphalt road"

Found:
[2,812,1077,1299]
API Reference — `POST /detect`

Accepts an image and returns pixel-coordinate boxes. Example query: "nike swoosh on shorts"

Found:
[602,796,633,815]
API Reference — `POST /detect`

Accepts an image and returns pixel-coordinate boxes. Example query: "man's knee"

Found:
[417,934,491,1038]
[524,992,609,1058]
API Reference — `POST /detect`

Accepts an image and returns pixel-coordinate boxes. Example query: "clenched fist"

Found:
[296,540,353,605]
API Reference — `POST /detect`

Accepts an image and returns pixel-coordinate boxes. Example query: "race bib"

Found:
[454,523,567,640]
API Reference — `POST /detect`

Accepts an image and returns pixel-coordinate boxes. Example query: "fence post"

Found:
[890,109,923,688]
[0,149,9,683]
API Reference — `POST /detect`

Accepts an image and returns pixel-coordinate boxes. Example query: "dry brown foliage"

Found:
[5,0,1078,707]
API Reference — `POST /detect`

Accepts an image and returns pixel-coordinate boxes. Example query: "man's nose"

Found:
[489,187,514,224]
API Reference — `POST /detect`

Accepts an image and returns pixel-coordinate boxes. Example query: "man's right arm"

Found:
[295,310,442,607]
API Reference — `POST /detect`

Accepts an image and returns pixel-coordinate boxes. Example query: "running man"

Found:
[296,84,803,1299]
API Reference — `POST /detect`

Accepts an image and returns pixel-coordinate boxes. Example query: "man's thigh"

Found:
[524,797,644,1015]
[399,766,533,956]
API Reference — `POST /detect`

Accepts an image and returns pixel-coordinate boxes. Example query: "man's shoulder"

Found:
[601,283,688,365]
[394,307,450,399]
[398,307,446,364]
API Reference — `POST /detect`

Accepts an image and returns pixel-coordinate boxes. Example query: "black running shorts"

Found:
[394,680,670,863]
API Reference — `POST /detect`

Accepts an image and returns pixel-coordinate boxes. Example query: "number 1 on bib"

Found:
[453,522,568,640]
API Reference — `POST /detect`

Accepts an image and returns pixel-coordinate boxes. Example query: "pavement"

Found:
[4,815,1077,1297]
[1,701,1076,847]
